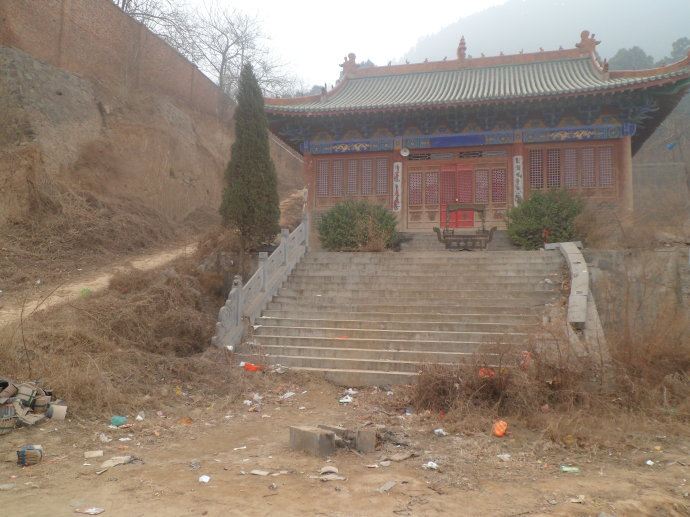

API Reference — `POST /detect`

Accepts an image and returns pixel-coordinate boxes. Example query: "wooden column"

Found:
[620,136,634,212]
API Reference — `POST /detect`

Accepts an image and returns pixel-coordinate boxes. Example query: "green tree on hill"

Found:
[220,63,280,249]
[608,46,655,70]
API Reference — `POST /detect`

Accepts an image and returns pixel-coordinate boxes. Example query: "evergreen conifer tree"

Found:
[220,63,280,248]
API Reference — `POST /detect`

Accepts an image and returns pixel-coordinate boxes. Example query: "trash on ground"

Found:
[378,480,397,493]
[110,416,127,427]
[17,445,43,466]
[198,475,211,483]
[497,453,511,462]
[178,416,193,425]
[478,367,496,379]
[319,473,346,481]
[366,464,379,468]
[645,459,655,466]
[135,412,145,422]
[344,388,358,396]
[98,433,112,443]
[560,465,580,473]
[569,495,585,504]
[492,420,508,438]
[379,460,392,467]
[280,391,296,400]
[339,395,353,404]
[190,460,201,470]
[268,482,278,490]
[320,466,339,475]
[298,406,306,410]
[233,446,247,451]
[433,428,448,437]
[97,455,134,475]
[422,461,439,470]
[1,380,65,434]
[74,507,105,515]
[84,451,104,459]
[241,362,264,372]
[250,470,271,476]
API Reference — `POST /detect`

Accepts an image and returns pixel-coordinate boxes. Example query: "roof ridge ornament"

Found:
[457,36,467,61]
[340,53,358,76]
[576,30,600,53]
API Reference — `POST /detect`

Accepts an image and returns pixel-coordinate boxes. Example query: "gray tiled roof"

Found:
[267,57,690,114]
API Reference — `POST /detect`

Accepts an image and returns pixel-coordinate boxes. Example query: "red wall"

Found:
[0,0,222,116]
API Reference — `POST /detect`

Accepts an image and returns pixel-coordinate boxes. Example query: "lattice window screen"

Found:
[491,168,507,203]
[581,148,596,187]
[347,160,358,194]
[546,149,561,188]
[332,160,344,196]
[408,172,422,205]
[474,169,489,204]
[563,148,578,188]
[598,147,614,187]
[425,172,439,204]
[316,160,329,197]
[457,171,473,203]
[441,169,456,204]
[529,149,543,189]
[361,159,373,195]
[375,158,388,194]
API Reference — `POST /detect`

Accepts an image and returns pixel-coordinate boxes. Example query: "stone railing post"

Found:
[304,212,310,250]
[281,228,289,266]
[258,252,268,292]
[232,275,243,326]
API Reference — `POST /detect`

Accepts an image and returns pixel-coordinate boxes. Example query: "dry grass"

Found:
[0,229,249,417]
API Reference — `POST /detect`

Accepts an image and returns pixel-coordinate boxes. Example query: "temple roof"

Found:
[266,32,690,117]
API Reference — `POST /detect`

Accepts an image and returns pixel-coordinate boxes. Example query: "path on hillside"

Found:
[0,242,197,330]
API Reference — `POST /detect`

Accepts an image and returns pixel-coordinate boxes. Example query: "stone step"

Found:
[277,287,559,301]
[252,335,519,353]
[261,309,541,324]
[269,298,551,313]
[293,264,562,274]
[285,278,562,290]
[253,325,530,343]
[306,250,554,259]
[256,316,538,333]
[290,271,561,281]
[300,256,562,266]
[243,344,495,364]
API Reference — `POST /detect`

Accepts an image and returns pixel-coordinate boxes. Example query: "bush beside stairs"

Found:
[237,249,566,386]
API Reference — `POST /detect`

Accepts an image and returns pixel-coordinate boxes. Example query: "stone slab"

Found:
[289,426,336,457]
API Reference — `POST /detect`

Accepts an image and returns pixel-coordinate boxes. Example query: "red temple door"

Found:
[440,165,475,228]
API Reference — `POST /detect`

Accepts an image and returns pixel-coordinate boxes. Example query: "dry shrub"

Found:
[1,184,178,290]
[0,256,244,416]
[279,189,305,231]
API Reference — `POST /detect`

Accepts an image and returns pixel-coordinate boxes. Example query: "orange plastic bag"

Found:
[242,362,264,372]
[492,420,508,437]
[478,367,496,379]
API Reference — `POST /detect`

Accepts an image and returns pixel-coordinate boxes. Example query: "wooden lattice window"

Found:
[475,169,489,203]
[563,148,578,188]
[529,149,543,190]
[316,160,329,197]
[599,147,614,187]
[361,159,373,195]
[425,172,439,204]
[491,168,507,203]
[375,158,388,195]
[457,171,473,203]
[409,172,422,205]
[331,160,344,196]
[546,149,561,188]
[347,160,358,194]
[581,148,596,187]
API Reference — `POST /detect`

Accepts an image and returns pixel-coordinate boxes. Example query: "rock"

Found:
[320,466,339,475]
[378,480,397,493]
[289,426,336,457]
[355,428,377,453]
[379,460,391,467]
[0,483,16,491]
[84,450,104,459]
[497,453,511,462]
[250,470,271,476]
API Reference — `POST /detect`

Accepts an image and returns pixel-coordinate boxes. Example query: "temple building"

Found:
[265,32,690,232]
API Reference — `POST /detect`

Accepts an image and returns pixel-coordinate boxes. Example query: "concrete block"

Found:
[318,424,355,441]
[355,428,377,453]
[289,426,336,457]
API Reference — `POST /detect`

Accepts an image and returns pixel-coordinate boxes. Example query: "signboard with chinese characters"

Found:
[392,162,402,212]
[512,155,524,206]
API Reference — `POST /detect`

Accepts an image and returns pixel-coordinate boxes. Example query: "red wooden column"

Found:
[620,136,634,211]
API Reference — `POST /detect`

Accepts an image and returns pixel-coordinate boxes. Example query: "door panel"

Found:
[440,166,474,228]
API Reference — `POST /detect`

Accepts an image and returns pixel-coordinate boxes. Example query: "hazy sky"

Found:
[187,0,507,87]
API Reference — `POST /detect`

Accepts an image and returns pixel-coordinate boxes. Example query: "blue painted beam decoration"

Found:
[302,123,637,155]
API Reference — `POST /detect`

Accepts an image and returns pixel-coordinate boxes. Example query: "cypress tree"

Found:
[220,63,280,249]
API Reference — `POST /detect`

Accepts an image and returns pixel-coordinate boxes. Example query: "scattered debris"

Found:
[135,412,145,422]
[98,433,112,443]
[233,446,247,451]
[560,465,580,473]
[178,417,193,425]
[645,459,655,466]
[110,416,127,427]
[74,507,105,515]
[268,482,278,491]
[241,362,264,372]
[319,473,346,481]
[189,460,201,470]
[378,480,397,493]
[320,466,339,475]
[497,453,511,462]
[97,456,134,475]
[379,460,391,467]
[339,395,353,404]
[366,464,379,469]
[251,470,271,476]
[569,495,585,504]
[280,392,296,400]
[198,475,211,484]
[422,461,439,471]
[492,420,508,437]
[84,451,104,459]
[298,406,306,410]
[433,428,448,437]
[0,380,65,433]
[17,445,43,466]
[344,388,358,396]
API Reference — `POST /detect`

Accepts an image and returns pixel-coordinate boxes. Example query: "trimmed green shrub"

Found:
[506,190,584,250]
[318,200,398,251]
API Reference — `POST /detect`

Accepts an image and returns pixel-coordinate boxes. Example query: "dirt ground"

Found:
[1,374,688,517]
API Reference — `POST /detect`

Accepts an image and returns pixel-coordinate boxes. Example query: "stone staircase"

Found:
[237,250,565,386]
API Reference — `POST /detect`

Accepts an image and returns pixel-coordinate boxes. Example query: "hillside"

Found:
[404,0,690,62]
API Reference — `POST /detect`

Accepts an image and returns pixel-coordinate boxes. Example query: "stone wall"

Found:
[0,0,221,116]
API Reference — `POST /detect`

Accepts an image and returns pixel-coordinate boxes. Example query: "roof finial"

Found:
[457,36,467,60]
[603,58,609,72]
[576,30,600,53]
[340,53,358,75]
